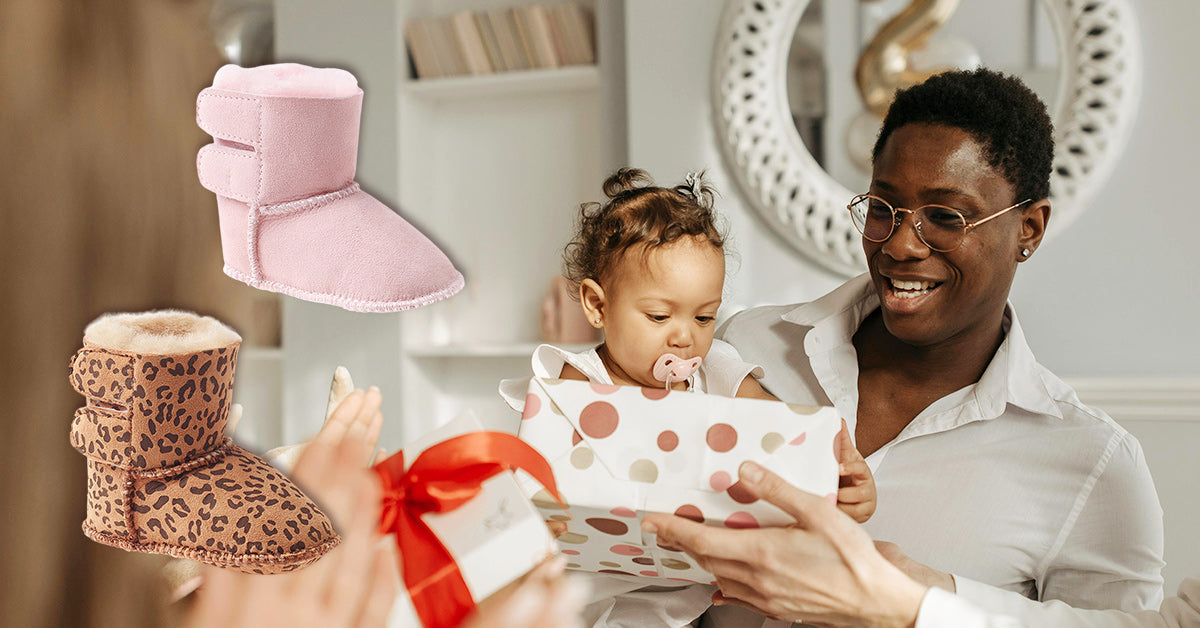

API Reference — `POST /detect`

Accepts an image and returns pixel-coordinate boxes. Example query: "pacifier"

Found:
[652,353,703,389]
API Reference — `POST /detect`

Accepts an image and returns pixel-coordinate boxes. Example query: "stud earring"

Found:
[1020,248,1031,258]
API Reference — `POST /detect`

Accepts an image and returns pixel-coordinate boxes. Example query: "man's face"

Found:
[864,123,1023,347]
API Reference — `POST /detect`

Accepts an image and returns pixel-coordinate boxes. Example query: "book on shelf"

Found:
[404,19,442,78]
[474,12,508,72]
[517,6,560,69]
[487,9,530,72]
[433,17,469,77]
[452,10,494,75]
[405,3,595,80]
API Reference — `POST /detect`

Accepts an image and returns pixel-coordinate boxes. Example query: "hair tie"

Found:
[684,171,703,200]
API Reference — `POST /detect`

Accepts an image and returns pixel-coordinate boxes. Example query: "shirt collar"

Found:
[780,273,1063,421]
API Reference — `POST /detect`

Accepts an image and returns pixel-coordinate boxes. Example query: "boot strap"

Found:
[135,438,236,481]
[71,406,136,467]
[69,347,135,407]
[197,143,261,203]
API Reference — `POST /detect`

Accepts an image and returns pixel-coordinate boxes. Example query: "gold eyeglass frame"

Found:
[846,194,1033,252]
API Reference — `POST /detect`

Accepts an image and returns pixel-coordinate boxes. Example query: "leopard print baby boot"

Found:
[69,310,339,574]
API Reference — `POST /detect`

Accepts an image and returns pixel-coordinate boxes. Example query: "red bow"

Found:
[374,431,564,628]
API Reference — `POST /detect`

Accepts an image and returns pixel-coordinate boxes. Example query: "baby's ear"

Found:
[579,278,606,328]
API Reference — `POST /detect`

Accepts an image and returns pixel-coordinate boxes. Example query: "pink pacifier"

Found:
[652,353,703,389]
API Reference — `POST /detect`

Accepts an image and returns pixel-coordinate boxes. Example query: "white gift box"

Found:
[515,378,840,584]
[386,412,559,627]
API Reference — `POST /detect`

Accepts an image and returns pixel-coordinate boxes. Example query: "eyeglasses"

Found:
[846,194,1032,252]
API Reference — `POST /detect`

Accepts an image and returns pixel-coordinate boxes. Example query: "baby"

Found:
[502,168,875,626]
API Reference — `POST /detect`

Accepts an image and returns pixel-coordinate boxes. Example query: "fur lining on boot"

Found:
[84,310,241,354]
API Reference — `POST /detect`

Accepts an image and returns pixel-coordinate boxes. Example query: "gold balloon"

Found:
[855,0,960,117]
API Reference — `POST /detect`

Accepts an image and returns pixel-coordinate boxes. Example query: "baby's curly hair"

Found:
[873,68,1054,203]
[563,167,726,296]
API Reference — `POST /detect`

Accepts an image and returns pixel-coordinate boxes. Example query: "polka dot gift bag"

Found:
[515,378,841,583]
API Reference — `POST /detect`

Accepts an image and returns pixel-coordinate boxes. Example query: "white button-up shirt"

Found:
[916,576,1200,627]
[718,274,1165,615]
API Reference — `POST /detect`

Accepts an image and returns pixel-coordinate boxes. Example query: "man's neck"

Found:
[853,309,1006,389]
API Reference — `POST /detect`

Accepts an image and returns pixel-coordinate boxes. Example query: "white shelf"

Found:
[408,342,597,359]
[405,65,599,101]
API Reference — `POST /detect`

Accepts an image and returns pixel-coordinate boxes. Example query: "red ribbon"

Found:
[374,431,564,628]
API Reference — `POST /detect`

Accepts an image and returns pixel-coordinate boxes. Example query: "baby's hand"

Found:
[835,419,876,523]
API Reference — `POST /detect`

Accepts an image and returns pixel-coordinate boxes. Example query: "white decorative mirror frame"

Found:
[712,0,1142,277]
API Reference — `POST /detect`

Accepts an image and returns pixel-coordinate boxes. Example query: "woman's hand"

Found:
[461,556,586,628]
[641,461,928,628]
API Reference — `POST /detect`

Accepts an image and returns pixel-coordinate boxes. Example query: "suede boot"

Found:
[69,310,339,574]
[196,63,465,312]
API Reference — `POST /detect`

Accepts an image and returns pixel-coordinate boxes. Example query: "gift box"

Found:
[379,412,561,628]
[515,378,840,584]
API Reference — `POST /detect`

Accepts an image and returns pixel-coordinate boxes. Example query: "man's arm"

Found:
[1033,431,1165,611]
[918,578,1200,628]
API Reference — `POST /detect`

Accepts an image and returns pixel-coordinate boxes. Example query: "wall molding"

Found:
[1066,378,1200,423]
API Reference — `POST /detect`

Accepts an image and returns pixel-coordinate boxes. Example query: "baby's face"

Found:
[600,237,725,388]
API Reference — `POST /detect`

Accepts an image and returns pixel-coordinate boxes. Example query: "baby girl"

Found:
[501,168,874,626]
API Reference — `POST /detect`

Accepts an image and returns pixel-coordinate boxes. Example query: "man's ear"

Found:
[579,279,606,328]
[1017,199,1051,261]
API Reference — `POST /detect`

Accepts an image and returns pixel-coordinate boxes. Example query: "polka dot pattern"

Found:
[709,470,733,491]
[589,382,621,395]
[787,403,821,415]
[706,423,737,452]
[641,386,670,400]
[523,393,541,419]
[517,377,843,584]
[579,401,619,439]
[586,518,628,535]
[629,459,658,483]
[570,447,594,469]
[530,489,566,509]
[609,544,643,556]
[726,481,757,504]
[725,512,759,529]
[674,505,704,523]
[761,432,785,453]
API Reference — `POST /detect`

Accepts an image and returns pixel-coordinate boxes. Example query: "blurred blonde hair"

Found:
[0,1,267,624]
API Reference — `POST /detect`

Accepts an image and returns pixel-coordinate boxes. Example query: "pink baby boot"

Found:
[196,63,464,313]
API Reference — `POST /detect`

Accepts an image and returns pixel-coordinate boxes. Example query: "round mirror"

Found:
[713,0,1141,277]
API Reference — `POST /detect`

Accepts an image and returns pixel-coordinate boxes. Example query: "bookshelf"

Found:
[404,2,596,80]
[406,65,600,101]
[274,0,626,449]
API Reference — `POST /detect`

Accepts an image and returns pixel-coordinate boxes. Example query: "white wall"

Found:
[625,0,1199,377]
[624,0,1198,597]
